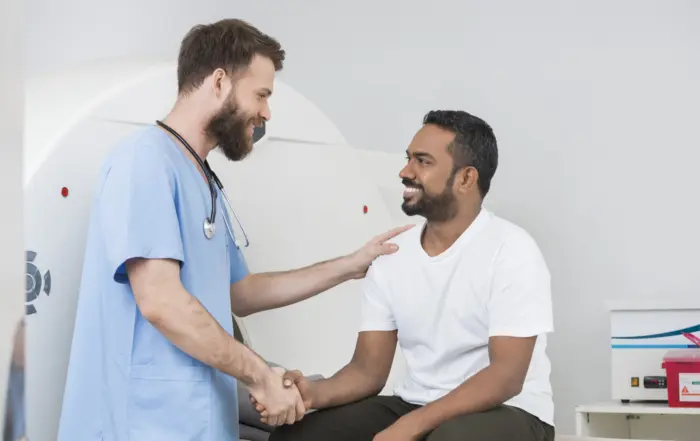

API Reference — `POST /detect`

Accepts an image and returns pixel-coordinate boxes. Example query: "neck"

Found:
[160,97,216,162]
[422,201,482,255]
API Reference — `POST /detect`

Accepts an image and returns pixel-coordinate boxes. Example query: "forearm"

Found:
[309,362,386,409]
[400,364,522,437]
[234,255,356,315]
[142,284,273,387]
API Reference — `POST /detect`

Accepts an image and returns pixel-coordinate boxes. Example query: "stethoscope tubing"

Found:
[156,120,219,225]
[154,120,250,247]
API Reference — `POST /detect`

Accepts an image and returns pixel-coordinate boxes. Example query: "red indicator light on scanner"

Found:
[363,205,368,214]
[61,187,69,197]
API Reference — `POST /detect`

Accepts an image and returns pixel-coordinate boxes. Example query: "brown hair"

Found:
[177,18,285,94]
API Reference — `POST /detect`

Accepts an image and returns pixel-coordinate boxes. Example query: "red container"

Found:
[662,348,700,408]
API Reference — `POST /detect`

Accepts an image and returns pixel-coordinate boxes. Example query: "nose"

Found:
[399,163,413,180]
[259,101,271,122]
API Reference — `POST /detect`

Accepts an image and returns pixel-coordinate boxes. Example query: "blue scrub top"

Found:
[57,126,250,441]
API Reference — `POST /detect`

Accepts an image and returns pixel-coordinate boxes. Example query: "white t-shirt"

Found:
[359,208,554,426]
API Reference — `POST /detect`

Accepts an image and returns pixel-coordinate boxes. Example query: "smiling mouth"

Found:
[403,187,422,199]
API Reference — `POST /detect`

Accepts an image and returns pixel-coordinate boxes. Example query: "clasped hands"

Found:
[248,368,423,441]
[247,367,311,427]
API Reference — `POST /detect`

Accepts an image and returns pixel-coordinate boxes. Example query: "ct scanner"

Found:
[22,58,411,441]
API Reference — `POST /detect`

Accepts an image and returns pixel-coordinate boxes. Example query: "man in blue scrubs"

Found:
[56,19,411,441]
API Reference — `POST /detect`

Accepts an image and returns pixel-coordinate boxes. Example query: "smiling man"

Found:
[263,110,556,441]
[55,19,411,441]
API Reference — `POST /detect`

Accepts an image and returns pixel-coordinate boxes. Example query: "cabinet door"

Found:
[630,414,700,441]
[577,413,629,438]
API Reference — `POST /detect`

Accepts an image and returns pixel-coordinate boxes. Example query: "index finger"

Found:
[373,224,415,243]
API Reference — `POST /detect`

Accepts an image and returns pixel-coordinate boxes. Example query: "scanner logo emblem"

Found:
[25,250,51,315]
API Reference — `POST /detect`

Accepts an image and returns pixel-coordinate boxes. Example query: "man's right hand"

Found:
[247,370,305,426]
[251,369,313,423]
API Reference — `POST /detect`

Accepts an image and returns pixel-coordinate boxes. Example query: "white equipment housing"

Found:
[24,59,408,441]
[608,299,700,402]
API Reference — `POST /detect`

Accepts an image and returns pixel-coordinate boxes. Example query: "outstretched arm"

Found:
[230,255,357,317]
[127,257,279,387]
[306,255,401,408]
[229,225,413,317]
[253,329,398,421]
[128,258,306,426]
[307,330,398,409]
[251,260,400,421]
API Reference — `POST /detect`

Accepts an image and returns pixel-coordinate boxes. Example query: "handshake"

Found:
[247,367,313,427]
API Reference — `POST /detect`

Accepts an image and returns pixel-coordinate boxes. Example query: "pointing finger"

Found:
[374,224,415,244]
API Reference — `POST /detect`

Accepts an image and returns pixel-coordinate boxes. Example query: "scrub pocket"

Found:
[127,364,211,441]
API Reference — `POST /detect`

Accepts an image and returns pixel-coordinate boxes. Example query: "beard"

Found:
[401,173,459,222]
[205,95,258,162]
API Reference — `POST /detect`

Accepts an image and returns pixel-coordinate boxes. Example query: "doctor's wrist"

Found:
[228,344,276,389]
[248,365,279,389]
[338,253,365,281]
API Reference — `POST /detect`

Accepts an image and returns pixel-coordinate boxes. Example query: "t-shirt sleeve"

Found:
[358,263,397,332]
[98,146,185,284]
[488,235,554,338]
[225,210,250,284]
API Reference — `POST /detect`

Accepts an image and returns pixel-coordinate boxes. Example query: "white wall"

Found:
[1,0,25,429]
[23,0,700,434]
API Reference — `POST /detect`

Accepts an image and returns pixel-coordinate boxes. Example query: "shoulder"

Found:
[485,213,548,270]
[377,222,423,260]
[367,222,423,276]
[102,126,179,181]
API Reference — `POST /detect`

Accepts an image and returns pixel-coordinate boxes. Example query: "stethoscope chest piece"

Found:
[203,218,216,239]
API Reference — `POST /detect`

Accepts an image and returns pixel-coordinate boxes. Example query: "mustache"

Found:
[402,178,422,190]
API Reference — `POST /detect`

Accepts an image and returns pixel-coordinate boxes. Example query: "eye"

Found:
[405,155,427,165]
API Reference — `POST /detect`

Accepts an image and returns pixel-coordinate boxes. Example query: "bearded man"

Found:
[263,110,556,441]
[56,19,409,441]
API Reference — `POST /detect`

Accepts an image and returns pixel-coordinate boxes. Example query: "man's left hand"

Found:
[346,224,415,279]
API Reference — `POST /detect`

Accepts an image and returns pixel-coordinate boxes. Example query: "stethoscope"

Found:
[155,120,250,248]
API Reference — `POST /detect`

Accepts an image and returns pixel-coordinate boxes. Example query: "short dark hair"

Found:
[423,110,498,197]
[177,18,285,94]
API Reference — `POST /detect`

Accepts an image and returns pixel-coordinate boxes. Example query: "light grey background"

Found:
[1,0,25,427]
[19,0,700,434]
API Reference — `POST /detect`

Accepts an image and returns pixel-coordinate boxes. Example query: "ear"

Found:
[456,167,479,194]
[211,68,232,99]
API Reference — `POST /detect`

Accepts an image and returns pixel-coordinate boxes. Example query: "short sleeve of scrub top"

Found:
[98,146,185,283]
